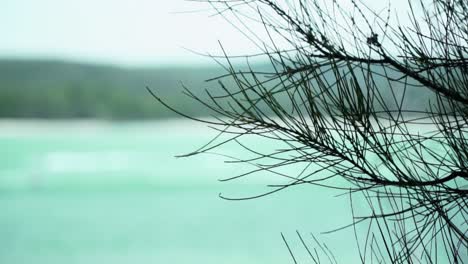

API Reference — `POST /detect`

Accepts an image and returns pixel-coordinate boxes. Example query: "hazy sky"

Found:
[1,0,412,67]
[0,0,261,66]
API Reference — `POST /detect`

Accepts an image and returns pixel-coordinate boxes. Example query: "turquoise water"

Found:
[0,120,359,263]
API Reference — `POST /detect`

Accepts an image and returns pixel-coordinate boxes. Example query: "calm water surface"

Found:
[0,120,359,264]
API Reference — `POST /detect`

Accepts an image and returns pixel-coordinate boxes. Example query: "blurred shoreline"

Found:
[0,59,437,120]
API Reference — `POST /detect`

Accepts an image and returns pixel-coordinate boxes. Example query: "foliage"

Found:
[0,60,225,119]
[151,0,468,263]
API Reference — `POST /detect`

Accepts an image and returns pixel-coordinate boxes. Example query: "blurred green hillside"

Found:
[0,59,229,119]
[0,59,435,119]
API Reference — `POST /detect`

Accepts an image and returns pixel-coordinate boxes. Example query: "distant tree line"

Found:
[0,82,163,119]
[1,59,442,119]
[0,60,221,119]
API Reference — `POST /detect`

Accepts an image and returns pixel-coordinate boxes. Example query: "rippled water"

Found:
[0,120,362,263]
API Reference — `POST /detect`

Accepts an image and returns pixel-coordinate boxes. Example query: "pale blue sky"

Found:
[0,0,261,66]
[0,0,412,67]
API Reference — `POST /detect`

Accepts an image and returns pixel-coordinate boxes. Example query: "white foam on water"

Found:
[43,151,133,174]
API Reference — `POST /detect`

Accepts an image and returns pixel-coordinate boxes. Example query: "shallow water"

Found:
[0,120,364,263]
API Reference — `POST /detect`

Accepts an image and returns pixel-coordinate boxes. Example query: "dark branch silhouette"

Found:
[151,0,467,262]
